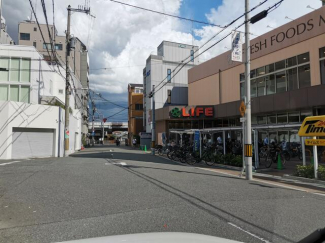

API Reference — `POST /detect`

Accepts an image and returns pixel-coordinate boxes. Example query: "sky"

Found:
[2,0,323,122]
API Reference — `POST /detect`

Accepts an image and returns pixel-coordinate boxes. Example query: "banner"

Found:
[231,31,242,62]
[194,131,200,152]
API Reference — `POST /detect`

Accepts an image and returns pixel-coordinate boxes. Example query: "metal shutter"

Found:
[12,128,54,159]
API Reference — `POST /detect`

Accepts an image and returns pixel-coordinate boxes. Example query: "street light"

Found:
[306,5,316,10]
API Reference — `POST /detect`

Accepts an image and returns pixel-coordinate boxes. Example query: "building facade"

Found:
[0,45,83,159]
[0,16,14,45]
[128,83,143,143]
[144,41,198,133]
[153,6,325,146]
[18,21,90,140]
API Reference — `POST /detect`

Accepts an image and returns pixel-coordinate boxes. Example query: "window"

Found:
[0,58,9,82]
[20,86,30,103]
[266,75,275,95]
[135,104,143,110]
[298,64,311,88]
[265,63,274,74]
[276,71,286,93]
[286,56,297,68]
[275,60,285,70]
[240,73,245,81]
[288,113,300,123]
[33,42,37,48]
[297,52,309,64]
[167,69,171,82]
[34,27,37,31]
[251,116,257,125]
[256,67,265,76]
[267,115,276,124]
[0,85,8,101]
[287,68,298,91]
[10,85,19,102]
[59,89,64,94]
[190,50,194,62]
[319,47,325,59]
[134,88,142,93]
[257,77,265,96]
[167,90,171,104]
[301,110,312,121]
[251,79,256,97]
[10,59,20,82]
[250,70,256,78]
[240,82,244,99]
[277,113,288,123]
[257,116,267,124]
[20,33,30,40]
[55,44,63,50]
[21,59,31,83]
[43,43,52,50]
[321,60,325,84]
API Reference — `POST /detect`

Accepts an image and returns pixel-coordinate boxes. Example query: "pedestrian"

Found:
[133,137,137,147]
[263,135,269,146]
[217,135,222,145]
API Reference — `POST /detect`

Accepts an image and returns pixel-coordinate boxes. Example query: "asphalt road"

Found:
[0,145,324,243]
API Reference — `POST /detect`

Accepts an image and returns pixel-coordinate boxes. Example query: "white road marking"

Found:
[113,162,127,166]
[313,192,325,196]
[228,222,270,243]
[0,161,22,166]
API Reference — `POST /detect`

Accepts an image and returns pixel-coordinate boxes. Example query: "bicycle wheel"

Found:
[265,155,273,168]
[205,153,215,166]
[187,152,197,165]
[283,151,290,162]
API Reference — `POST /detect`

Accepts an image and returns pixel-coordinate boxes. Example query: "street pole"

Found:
[64,5,71,157]
[38,58,41,104]
[92,105,95,146]
[151,85,156,155]
[245,0,253,180]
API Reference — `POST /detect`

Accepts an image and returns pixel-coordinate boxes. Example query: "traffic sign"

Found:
[103,118,107,123]
[298,115,325,137]
[239,101,246,117]
[305,139,325,146]
[240,117,246,123]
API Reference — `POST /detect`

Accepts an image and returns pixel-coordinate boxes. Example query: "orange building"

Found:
[128,84,144,145]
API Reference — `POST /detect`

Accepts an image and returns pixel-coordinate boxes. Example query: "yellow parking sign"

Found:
[305,139,325,146]
[298,116,325,137]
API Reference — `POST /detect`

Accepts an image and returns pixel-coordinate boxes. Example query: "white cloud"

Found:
[3,0,323,97]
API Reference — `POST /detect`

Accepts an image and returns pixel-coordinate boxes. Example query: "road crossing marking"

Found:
[0,161,22,166]
[228,222,270,243]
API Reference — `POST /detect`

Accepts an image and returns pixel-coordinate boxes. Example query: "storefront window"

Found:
[298,64,311,88]
[287,68,298,91]
[267,115,276,124]
[222,119,229,127]
[203,120,213,128]
[319,47,325,59]
[251,116,257,125]
[289,131,300,143]
[251,79,257,97]
[277,113,288,123]
[192,120,199,129]
[266,75,275,95]
[320,60,325,84]
[297,52,309,64]
[250,70,256,78]
[257,77,265,96]
[184,121,191,129]
[276,71,286,93]
[265,63,275,73]
[288,112,300,123]
[256,67,265,76]
[286,56,297,68]
[229,119,236,127]
[300,110,312,121]
[257,116,266,124]
[275,60,285,71]
[278,131,289,143]
[269,132,278,143]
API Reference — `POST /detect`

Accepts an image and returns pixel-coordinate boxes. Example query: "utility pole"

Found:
[64,5,71,157]
[245,0,253,180]
[64,5,94,156]
[151,85,156,155]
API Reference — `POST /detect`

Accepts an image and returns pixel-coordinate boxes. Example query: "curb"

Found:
[283,174,325,186]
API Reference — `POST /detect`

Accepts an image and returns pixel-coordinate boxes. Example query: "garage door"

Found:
[12,128,54,159]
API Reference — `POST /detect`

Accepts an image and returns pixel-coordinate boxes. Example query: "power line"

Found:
[152,0,270,92]
[89,89,128,109]
[108,0,223,28]
[151,0,284,96]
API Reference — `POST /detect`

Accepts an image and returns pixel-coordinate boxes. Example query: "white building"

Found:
[144,41,198,133]
[0,16,14,45]
[0,45,83,159]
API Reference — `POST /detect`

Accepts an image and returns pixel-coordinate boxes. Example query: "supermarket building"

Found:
[154,6,325,146]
